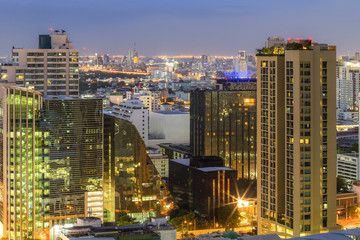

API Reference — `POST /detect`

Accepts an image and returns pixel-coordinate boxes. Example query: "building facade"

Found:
[190,89,256,189]
[169,156,237,217]
[0,85,46,240]
[41,98,104,224]
[336,61,360,111]
[112,99,149,143]
[257,40,338,237]
[337,153,360,182]
[0,32,79,97]
[103,114,175,223]
[149,153,170,178]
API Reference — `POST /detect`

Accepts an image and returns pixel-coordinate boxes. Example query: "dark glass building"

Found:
[190,88,257,190]
[104,114,175,223]
[169,156,237,217]
[41,97,104,224]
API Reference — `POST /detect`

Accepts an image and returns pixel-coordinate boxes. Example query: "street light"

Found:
[237,199,249,208]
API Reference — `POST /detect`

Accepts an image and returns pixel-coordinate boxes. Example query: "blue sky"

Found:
[1,0,359,56]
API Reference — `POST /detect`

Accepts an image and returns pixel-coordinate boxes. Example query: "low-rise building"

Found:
[58,217,175,240]
[337,153,360,181]
[149,153,169,178]
[336,192,358,217]
[112,99,149,143]
[169,156,237,217]
[159,143,191,160]
[337,110,359,122]
[148,111,190,148]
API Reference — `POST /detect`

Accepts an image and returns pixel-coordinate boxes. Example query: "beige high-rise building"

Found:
[0,32,79,97]
[257,40,338,238]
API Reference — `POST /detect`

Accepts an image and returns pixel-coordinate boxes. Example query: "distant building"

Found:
[265,36,286,48]
[103,54,110,65]
[337,110,358,122]
[337,153,360,181]
[149,153,170,178]
[139,93,161,111]
[169,157,237,217]
[336,62,360,111]
[233,50,248,76]
[160,102,172,111]
[159,143,191,160]
[1,32,79,97]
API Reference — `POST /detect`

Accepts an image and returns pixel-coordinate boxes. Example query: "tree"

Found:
[350,143,359,152]
[216,204,240,230]
[117,211,138,226]
[169,211,196,230]
[347,205,358,218]
[337,176,351,193]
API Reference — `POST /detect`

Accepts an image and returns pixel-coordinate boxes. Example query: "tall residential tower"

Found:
[1,32,79,97]
[257,39,338,237]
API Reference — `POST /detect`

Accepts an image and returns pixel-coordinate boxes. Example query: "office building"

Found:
[337,153,360,181]
[257,39,337,237]
[41,97,104,225]
[0,85,46,239]
[190,88,256,190]
[0,32,79,97]
[169,156,237,217]
[112,99,149,143]
[103,114,175,223]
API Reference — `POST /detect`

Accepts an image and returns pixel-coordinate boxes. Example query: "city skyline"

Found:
[1,0,360,57]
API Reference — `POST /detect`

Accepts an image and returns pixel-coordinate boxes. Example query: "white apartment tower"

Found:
[336,61,360,111]
[0,32,79,97]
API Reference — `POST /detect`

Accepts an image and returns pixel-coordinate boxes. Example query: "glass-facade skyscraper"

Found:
[0,85,46,240]
[190,89,257,190]
[0,93,176,238]
[41,98,104,224]
[104,114,175,222]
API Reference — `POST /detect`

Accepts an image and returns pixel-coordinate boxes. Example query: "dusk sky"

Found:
[1,0,359,57]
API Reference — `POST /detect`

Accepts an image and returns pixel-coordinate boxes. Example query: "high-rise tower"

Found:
[0,85,46,240]
[257,39,338,237]
[190,80,257,193]
[0,31,79,97]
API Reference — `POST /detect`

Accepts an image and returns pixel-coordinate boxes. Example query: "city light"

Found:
[237,199,249,208]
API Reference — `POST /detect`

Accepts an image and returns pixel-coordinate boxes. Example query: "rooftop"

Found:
[338,152,359,158]
[152,110,188,115]
[171,158,235,172]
